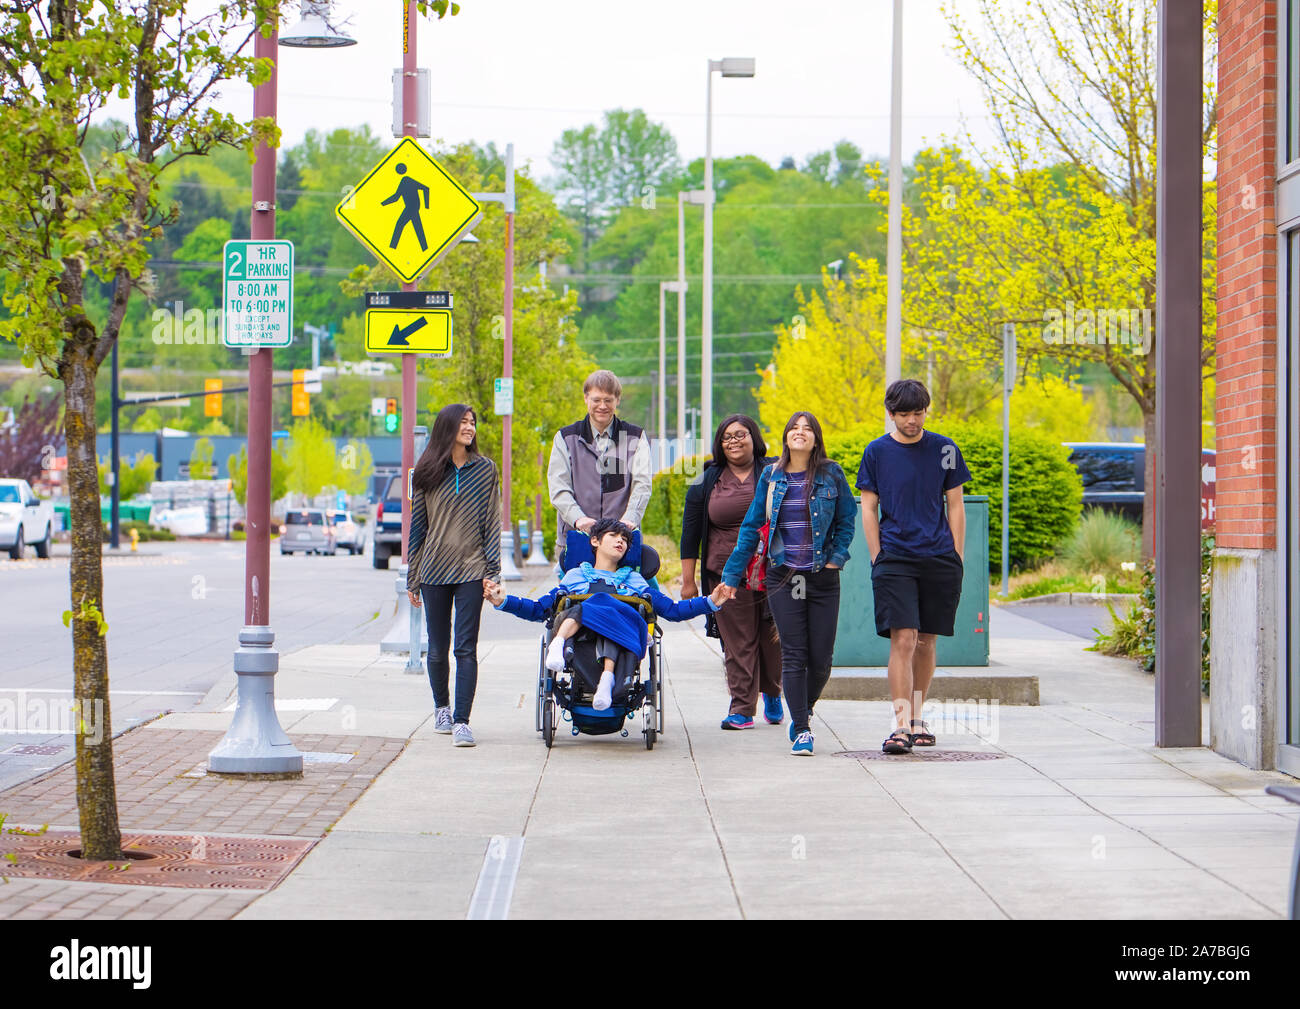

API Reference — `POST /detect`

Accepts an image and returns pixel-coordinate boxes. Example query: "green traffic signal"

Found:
[384,413,398,433]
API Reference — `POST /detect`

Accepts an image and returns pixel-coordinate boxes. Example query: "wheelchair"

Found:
[535,530,667,750]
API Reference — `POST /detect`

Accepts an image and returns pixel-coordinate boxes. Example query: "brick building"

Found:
[1213,0,1297,773]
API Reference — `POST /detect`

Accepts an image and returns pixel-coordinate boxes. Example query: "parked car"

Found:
[1063,442,1216,529]
[0,478,54,559]
[371,475,403,569]
[280,509,336,555]
[328,509,365,555]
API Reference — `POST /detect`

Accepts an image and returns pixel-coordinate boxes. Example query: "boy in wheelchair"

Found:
[486,519,727,710]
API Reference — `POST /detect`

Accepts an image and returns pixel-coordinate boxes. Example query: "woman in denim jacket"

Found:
[719,411,856,756]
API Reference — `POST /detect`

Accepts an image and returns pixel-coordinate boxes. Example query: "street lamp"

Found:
[677,189,704,449]
[280,1,356,47]
[884,0,903,430]
[208,3,349,776]
[702,56,754,445]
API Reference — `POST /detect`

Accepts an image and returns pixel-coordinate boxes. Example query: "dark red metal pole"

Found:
[245,20,278,626]
[399,1,417,564]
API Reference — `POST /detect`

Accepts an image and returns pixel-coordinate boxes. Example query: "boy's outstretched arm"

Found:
[647,581,727,621]
[486,580,558,622]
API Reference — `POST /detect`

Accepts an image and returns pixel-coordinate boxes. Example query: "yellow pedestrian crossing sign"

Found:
[365,308,453,356]
[336,137,482,283]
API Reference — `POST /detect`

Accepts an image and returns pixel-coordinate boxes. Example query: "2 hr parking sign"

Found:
[221,240,294,348]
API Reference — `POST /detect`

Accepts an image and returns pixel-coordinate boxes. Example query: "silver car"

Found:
[327,510,365,555]
[280,509,336,555]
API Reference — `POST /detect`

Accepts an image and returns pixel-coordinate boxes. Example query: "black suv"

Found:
[1063,442,1216,525]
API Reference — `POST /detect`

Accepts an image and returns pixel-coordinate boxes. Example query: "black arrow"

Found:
[388,316,428,347]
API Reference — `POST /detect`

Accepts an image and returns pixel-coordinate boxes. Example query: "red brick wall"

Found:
[1216,0,1278,550]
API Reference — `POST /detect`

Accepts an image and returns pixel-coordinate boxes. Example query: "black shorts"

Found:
[870,549,964,637]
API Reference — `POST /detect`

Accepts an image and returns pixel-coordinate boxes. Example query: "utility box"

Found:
[832,496,990,667]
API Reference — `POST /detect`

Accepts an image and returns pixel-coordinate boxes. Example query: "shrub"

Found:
[640,457,709,543]
[1090,534,1213,694]
[825,419,1083,572]
[1062,509,1140,573]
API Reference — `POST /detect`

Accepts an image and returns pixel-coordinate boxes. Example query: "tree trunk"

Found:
[1141,408,1157,562]
[60,343,122,862]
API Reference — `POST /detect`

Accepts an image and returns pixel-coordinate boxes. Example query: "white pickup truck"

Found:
[0,478,54,559]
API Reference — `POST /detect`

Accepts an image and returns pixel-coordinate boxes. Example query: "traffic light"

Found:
[204,378,222,418]
[292,369,310,417]
[384,397,398,433]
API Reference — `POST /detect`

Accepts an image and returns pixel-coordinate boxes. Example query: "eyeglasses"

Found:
[720,431,750,444]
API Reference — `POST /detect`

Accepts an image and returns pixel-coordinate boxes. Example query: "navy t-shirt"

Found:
[856,430,972,557]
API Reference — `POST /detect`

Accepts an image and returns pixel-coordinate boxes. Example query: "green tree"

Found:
[335,438,373,496]
[97,451,156,499]
[227,442,287,508]
[283,416,337,503]
[0,0,279,862]
[942,0,1219,557]
[188,436,216,479]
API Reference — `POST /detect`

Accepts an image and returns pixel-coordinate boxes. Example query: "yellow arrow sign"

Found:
[336,137,482,283]
[365,308,453,355]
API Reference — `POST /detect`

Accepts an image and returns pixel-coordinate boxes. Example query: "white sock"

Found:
[593,669,615,710]
[545,636,567,672]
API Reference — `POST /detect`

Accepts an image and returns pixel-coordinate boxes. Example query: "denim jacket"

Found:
[720,461,856,586]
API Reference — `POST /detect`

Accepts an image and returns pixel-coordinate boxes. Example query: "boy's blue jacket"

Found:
[720,461,856,587]
[496,564,715,658]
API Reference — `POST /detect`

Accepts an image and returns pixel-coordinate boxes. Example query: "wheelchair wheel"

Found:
[535,633,548,733]
[642,702,656,750]
[542,698,556,749]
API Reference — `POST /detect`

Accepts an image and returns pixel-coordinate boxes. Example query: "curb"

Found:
[824,669,1040,705]
[996,591,1140,607]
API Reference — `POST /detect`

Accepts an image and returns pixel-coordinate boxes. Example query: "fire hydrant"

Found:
[129,528,139,552]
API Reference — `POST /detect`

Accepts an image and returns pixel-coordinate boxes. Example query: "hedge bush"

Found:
[641,456,710,544]
[824,420,1083,572]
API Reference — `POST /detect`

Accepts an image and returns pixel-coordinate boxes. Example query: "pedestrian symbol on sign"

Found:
[382,163,430,252]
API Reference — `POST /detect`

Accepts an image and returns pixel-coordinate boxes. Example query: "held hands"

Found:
[482,579,506,606]
[708,584,730,608]
[680,578,698,600]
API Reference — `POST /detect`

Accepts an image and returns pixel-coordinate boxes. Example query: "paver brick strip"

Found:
[0,728,403,837]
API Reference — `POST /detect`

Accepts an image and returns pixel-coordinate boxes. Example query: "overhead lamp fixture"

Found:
[280,1,357,48]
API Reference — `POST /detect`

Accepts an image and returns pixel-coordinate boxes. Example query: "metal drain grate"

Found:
[1,743,68,756]
[0,829,316,889]
[834,749,1006,762]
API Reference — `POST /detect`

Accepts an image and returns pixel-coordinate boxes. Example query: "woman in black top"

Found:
[680,414,783,730]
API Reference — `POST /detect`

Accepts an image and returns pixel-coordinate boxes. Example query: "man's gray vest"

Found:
[557,415,645,538]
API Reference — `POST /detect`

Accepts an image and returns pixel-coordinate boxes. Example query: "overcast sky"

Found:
[191,0,1002,178]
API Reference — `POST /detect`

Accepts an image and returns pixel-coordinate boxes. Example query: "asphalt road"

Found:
[0,540,405,791]
[999,602,1118,640]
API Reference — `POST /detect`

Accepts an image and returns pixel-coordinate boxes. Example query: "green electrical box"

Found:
[832,495,990,667]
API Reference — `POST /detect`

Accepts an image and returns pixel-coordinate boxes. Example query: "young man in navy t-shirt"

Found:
[857,379,971,754]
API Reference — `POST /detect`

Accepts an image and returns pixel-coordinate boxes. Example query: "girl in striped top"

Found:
[407,404,502,747]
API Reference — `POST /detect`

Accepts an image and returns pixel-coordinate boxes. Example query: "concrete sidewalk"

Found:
[142,584,1297,920]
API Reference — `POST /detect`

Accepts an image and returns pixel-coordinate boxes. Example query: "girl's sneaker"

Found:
[791,730,814,756]
[720,713,754,730]
[452,723,476,747]
[762,694,784,724]
[433,707,453,734]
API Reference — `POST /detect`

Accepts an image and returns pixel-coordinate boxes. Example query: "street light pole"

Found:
[209,1,353,776]
[676,191,688,452]
[702,57,754,447]
[884,0,903,431]
[209,10,299,776]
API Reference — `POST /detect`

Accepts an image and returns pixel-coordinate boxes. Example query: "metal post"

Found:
[110,339,120,550]
[499,143,522,581]
[677,193,688,458]
[658,282,667,469]
[702,64,715,445]
[884,0,903,432]
[209,10,300,776]
[1154,0,1203,747]
[526,449,550,565]
[1001,323,1015,597]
